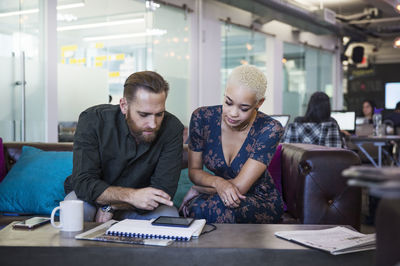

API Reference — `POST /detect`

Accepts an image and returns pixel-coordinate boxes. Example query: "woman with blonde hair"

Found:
[179,65,284,223]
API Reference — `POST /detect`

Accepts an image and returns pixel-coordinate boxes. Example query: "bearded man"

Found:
[64,71,183,222]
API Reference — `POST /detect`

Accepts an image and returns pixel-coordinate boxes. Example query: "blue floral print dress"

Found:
[187,105,284,223]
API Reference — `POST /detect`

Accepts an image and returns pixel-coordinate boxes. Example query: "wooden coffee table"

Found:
[0,222,375,266]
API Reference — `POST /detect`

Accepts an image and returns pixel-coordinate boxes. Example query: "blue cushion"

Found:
[173,168,194,208]
[0,146,72,215]
[173,166,214,208]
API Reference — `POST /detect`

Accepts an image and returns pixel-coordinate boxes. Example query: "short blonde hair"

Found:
[227,65,267,101]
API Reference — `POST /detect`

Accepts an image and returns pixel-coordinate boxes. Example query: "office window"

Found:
[57,0,191,126]
[221,23,267,99]
[282,42,333,120]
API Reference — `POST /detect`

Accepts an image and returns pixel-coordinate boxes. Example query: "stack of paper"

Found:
[275,226,375,255]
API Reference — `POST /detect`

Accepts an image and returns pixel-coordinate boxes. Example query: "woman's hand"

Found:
[178,186,200,217]
[214,178,246,208]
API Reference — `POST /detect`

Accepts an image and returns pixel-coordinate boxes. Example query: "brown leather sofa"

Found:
[1,142,362,230]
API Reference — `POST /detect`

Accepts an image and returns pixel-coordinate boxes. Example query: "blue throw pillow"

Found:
[0,146,72,215]
[172,166,214,208]
[173,168,194,208]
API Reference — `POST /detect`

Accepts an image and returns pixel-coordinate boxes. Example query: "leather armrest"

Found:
[281,143,362,230]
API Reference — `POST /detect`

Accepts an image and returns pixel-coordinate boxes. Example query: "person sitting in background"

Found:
[360,100,376,124]
[179,65,284,224]
[384,101,400,128]
[282,91,342,148]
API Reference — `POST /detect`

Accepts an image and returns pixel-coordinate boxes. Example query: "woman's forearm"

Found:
[228,159,267,195]
[193,185,216,194]
[189,168,222,189]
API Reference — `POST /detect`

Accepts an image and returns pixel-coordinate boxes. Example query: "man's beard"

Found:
[126,111,158,143]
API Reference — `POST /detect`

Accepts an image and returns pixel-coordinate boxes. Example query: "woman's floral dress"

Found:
[188,105,284,223]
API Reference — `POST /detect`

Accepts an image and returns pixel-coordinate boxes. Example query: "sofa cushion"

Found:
[173,166,215,208]
[267,144,282,195]
[267,144,286,210]
[0,146,72,215]
[173,168,194,208]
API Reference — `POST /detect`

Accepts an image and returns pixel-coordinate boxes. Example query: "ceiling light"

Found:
[57,3,85,10]
[83,29,167,42]
[396,4,400,13]
[291,0,319,11]
[0,3,84,18]
[57,13,78,22]
[146,0,160,11]
[394,37,400,48]
[57,18,144,31]
[0,8,38,18]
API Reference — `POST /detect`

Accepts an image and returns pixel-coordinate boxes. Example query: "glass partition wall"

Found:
[57,0,191,130]
[0,0,191,142]
[221,23,267,99]
[0,1,338,142]
[0,0,45,142]
[282,42,334,121]
[221,24,334,120]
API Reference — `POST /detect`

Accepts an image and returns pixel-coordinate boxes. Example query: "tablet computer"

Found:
[151,216,194,227]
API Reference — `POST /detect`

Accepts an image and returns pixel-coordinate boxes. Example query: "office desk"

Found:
[349,135,400,167]
[0,222,374,266]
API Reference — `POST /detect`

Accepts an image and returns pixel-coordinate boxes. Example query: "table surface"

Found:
[0,222,339,249]
[0,222,375,266]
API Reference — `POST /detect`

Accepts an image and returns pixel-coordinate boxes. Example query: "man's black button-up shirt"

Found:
[64,104,184,205]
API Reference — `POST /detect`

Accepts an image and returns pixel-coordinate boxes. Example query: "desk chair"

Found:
[383,120,395,135]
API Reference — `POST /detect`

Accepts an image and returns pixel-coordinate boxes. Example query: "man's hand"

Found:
[95,207,114,223]
[96,186,173,211]
[128,187,173,210]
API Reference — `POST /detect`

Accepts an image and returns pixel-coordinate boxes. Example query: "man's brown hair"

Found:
[123,71,169,102]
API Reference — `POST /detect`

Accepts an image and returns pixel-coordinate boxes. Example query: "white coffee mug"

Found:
[51,200,84,232]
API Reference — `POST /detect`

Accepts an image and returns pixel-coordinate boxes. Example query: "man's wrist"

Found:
[101,204,115,213]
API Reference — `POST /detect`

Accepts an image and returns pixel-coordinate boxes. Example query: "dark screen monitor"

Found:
[331,111,356,131]
[385,82,400,109]
[270,115,290,127]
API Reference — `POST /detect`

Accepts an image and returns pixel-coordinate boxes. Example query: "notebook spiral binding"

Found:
[107,231,190,241]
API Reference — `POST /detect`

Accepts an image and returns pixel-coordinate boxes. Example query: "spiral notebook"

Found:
[106,218,206,241]
[75,220,173,246]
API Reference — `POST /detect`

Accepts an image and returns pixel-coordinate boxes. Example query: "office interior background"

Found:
[0,0,399,143]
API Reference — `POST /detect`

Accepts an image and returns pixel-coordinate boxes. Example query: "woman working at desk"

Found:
[179,65,284,223]
[360,100,376,124]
